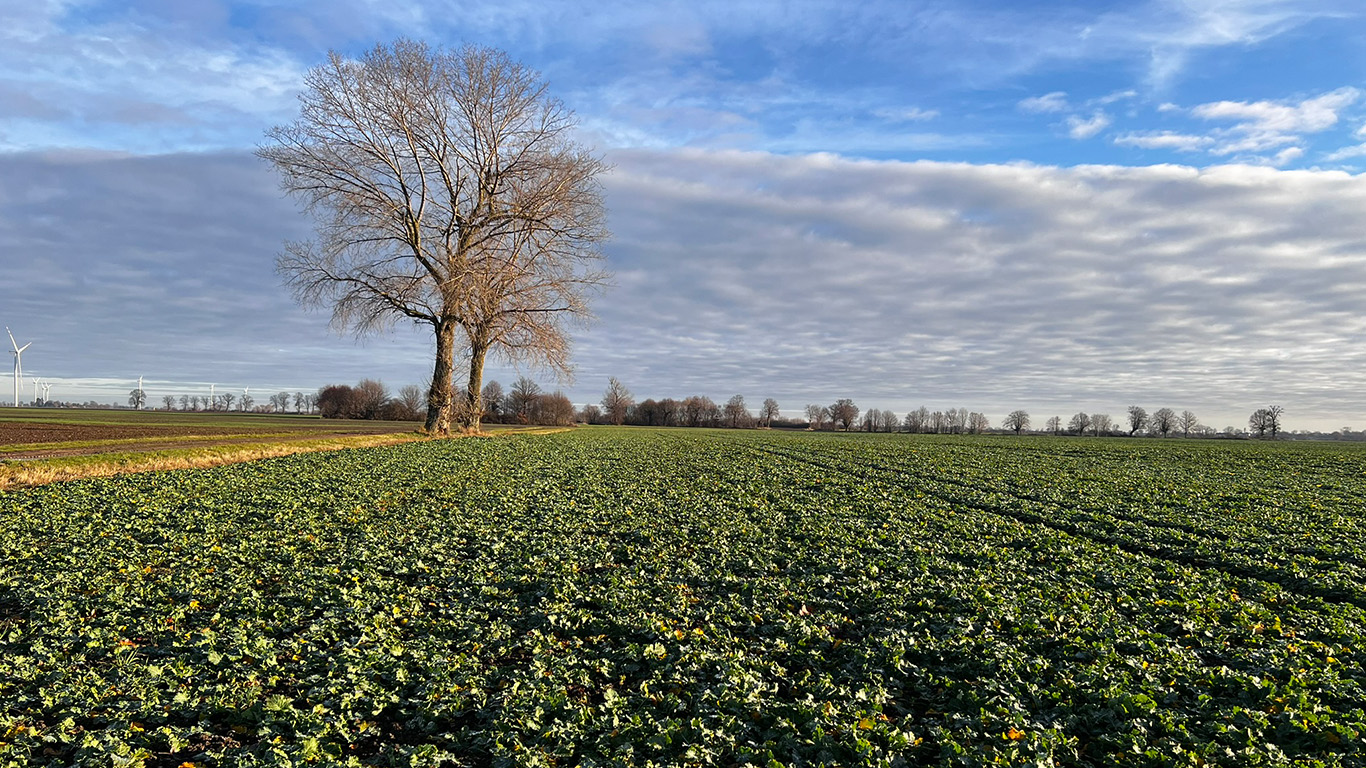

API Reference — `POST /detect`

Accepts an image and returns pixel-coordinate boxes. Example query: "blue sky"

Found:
[3,0,1366,430]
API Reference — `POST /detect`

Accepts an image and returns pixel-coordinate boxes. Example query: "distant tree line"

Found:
[155,390,319,414]
[579,379,1296,441]
[576,379,787,429]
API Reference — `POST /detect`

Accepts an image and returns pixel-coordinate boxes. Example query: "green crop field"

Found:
[2,429,1364,767]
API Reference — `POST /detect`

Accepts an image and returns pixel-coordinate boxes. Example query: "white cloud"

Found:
[1270,146,1305,166]
[1114,131,1213,151]
[1192,87,1359,133]
[873,107,940,122]
[1325,142,1366,161]
[1019,91,1069,113]
[1067,112,1112,139]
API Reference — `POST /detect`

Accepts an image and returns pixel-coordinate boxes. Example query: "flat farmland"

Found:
[0,409,417,459]
[2,429,1365,766]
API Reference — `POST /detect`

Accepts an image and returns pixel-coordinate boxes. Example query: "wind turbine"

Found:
[33,377,42,404]
[42,382,51,403]
[7,328,30,408]
[136,375,144,410]
[209,383,215,411]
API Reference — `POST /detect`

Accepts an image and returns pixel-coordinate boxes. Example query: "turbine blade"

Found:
[18,343,30,354]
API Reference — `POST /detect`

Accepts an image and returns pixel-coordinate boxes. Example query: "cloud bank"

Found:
[4,148,1363,430]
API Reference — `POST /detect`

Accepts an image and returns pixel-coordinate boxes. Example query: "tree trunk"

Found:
[459,339,488,432]
[424,320,457,435]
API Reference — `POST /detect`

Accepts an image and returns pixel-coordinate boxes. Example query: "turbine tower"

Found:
[137,375,144,410]
[7,328,30,407]
[33,377,42,404]
[42,382,51,403]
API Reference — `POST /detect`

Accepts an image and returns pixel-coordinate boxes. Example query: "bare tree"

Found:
[479,380,504,423]
[1003,410,1029,435]
[829,399,859,431]
[1068,412,1091,435]
[1150,407,1177,437]
[904,407,929,433]
[804,404,825,430]
[760,398,780,428]
[179,394,190,411]
[538,391,576,426]
[1127,406,1148,437]
[260,41,610,435]
[658,398,680,427]
[1179,410,1199,437]
[881,409,901,433]
[1045,415,1062,435]
[1091,413,1112,436]
[601,377,633,426]
[1251,405,1285,439]
[578,403,601,424]
[220,392,236,412]
[395,385,426,420]
[128,388,147,410]
[294,392,306,413]
[353,379,390,418]
[723,395,750,429]
[239,393,254,412]
[161,394,176,411]
[509,376,542,424]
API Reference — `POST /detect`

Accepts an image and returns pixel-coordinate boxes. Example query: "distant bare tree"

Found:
[578,403,601,424]
[723,395,750,429]
[904,406,929,434]
[1150,407,1177,437]
[602,378,633,426]
[240,393,254,412]
[260,41,609,435]
[1179,410,1199,437]
[760,398,780,428]
[859,409,878,432]
[162,395,176,411]
[128,388,146,410]
[1250,405,1285,439]
[969,412,991,434]
[1003,410,1029,435]
[658,398,680,427]
[1068,412,1091,435]
[804,404,825,430]
[880,409,900,433]
[395,385,426,420]
[1091,413,1112,436]
[220,392,236,412]
[1127,406,1148,437]
[829,399,859,431]
[539,391,576,426]
[1045,415,1062,435]
[509,377,543,424]
[179,395,190,411]
[353,379,390,418]
[294,392,306,413]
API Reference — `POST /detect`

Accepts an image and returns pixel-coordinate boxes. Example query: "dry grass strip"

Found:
[0,424,578,492]
[0,433,428,492]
